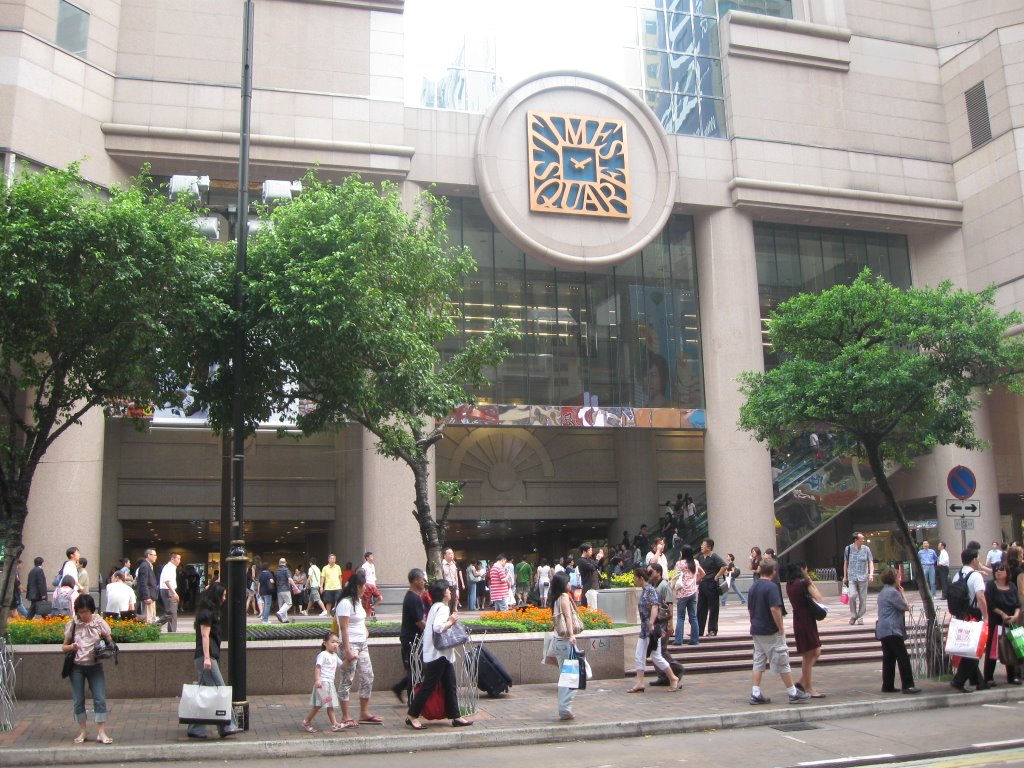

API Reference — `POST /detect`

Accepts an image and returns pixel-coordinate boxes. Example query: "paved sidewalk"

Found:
[4,590,1003,766]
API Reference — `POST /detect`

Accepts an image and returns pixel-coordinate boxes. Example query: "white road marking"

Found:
[796,756,894,766]
[973,739,1024,747]
[779,734,807,744]
[981,704,1017,710]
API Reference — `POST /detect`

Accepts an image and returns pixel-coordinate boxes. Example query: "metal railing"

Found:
[906,606,951,679]
[0,637,17,731]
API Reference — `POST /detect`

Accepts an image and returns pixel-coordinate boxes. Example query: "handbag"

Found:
[805,584,828,621]
[717,578,729,596]
[541,632,557,666]
[434,621,470,650]
[178,682,233,724]
[944,617,989,659]
[61,650,75,679]
[35,599,53,617]
[554,600,584,637]
[1007,623,1024,660]
[94,638,119,663]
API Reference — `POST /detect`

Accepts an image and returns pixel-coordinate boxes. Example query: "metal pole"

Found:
[228,0,255,731]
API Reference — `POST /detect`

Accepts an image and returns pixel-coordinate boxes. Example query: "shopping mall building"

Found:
[3,0,1023,584]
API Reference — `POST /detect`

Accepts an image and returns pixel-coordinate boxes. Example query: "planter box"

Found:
[12,629,625,700]
[593,587,640,624]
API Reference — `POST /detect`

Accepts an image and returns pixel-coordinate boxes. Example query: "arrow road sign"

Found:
[945,499,981,518]
[954,518,975,530]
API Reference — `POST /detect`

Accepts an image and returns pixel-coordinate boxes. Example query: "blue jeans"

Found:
[260,594,272,622]
[70,663,107,723]
[492,598,508,611]
[675,594,699,645]
[721,579,746,605]
[922,564,935,595]
[551,637,577,716]
[467,582,477,610]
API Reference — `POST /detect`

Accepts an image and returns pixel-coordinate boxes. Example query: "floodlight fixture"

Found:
[168,175,211,201]
[194,216,221,240]
[261,179,302,204]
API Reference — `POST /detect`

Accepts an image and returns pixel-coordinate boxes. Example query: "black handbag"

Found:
[95,638,119,663]
[805,583,828,621]
[61,650,75,679]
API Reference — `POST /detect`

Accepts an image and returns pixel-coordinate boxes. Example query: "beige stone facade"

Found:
[3,0,1023,581]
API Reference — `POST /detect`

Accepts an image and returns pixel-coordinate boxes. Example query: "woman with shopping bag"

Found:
[548,571,583,721]
[185,582,241,739]
[983,563,1022,685]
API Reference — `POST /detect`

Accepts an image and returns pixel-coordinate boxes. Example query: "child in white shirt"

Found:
[302,633,346,732]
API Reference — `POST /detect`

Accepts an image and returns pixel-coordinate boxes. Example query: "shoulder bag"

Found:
[554,597,584,637]
[61,620,76,679]
[805,582,828,621]
[434,621,470,650]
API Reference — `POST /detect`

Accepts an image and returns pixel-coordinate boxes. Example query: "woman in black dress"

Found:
[983,563,1022,685]
[785,562,825,697]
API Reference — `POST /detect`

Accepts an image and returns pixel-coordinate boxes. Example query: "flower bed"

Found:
[7,615,161,644]
[478,605,613,631]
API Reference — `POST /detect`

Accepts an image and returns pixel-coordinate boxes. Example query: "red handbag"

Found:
[414,682,447,721]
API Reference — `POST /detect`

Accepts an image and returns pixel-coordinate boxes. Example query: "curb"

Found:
[2,687,1018,767]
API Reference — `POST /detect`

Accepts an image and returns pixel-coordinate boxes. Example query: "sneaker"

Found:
[789,690,812,704]
[856,618,864,625]
[749,693,771,705]
[319,611,329,617]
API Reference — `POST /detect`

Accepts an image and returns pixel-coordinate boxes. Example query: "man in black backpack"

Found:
[949,549,989,692]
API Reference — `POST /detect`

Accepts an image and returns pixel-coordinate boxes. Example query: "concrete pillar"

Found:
[340,426,430,586]
[694,207,775,560]
[933,394,1003,557]
[613,430,658,544]
[23,409,105,586]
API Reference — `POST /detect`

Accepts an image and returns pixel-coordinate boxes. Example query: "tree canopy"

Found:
[0,164,230,626]
[738,270,1024,630]
[246,173,519,576]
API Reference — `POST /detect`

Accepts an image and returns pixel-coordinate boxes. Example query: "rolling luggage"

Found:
[477,646,512,698]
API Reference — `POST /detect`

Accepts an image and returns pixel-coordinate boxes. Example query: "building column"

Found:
[933,394,1003,556]
[613,430,658,545]
[339,427,430,585]
[694,207,775,560]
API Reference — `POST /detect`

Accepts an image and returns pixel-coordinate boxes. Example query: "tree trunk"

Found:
[864,442,943,675]
[409,458,443,581]
[0,497,28,636]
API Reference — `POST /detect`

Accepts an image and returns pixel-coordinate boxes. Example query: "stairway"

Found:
[630,623,879,679]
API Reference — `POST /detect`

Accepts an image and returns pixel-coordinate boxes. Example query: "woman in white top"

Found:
[405,580,473,730]
[335,572,382,727]
[536,559,553,608]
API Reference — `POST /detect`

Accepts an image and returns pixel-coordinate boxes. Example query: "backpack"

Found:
[946,568,976,619]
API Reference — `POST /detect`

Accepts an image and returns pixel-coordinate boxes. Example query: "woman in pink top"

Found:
[673,545,704,646]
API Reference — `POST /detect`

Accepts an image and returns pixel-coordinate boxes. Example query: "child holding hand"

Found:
[302,633,346,732]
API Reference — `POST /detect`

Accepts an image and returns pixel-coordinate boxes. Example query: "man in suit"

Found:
[136,548,160,624]
[26,556,48,619]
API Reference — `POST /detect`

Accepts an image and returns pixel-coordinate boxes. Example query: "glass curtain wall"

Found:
[445,199,703,410]
[754,222,912,366]
[405,0,793,139]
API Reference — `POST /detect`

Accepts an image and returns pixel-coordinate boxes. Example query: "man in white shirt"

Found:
[158,552,181,632]
[305,556,327,616]
[59,547,82,593]
[358,552,382,617]
[936,541,950,598]
[104,571,136,614]
[950,549,989,692]
[986,542,1004,569]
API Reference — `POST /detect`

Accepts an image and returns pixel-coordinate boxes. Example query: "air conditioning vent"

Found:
[965,81,992,149]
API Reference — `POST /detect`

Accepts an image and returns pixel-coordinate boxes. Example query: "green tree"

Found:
[738,271,1024,664]
[246,174,518,579]
[0,164,230,630]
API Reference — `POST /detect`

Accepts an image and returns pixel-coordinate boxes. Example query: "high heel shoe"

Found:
[405,717,426,731]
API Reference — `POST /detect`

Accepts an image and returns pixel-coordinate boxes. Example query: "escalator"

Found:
[774,448,901,558]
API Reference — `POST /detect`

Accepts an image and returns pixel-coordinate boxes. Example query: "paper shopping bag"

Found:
[558,658,581,689]
[1008,624,1024,660]
[944,617,988,660]
[178,683,232,724]
[570,645,588,690]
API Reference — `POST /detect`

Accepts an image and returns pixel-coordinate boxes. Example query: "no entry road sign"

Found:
[947,465,977,500]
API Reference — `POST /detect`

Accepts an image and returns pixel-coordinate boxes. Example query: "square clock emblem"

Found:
[527,111,631,219]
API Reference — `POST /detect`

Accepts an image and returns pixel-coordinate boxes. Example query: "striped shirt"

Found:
[488,564,509,603]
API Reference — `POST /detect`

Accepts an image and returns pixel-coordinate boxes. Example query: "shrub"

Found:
[7,615,160,644]
[479,604,612,631]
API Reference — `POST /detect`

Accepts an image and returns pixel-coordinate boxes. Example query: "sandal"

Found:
[301,720,318,733]
[330,722,346,731]
[73,734,87,744]
[343,719,359,729]
[358,715,384,724]
[626,685,645,693]
[405,716,426,731]
[96,735,114,744]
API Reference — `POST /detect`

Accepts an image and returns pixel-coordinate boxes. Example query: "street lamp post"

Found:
[227,0,255,731]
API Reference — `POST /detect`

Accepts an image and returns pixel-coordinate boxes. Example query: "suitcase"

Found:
[477,646,512,698]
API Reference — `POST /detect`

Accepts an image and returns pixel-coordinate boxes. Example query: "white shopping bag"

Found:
[178,683,232,724]
[944,618,988,660]
[557,657,581,689]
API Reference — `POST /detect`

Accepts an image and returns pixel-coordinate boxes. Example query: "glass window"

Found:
[56,0,89,58]
[447,199,703,410]
[754,222,913,367]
